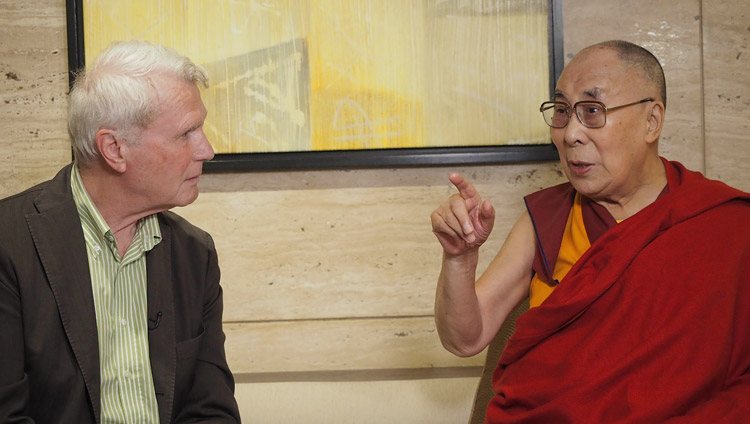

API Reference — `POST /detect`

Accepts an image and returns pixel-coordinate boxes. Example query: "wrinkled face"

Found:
[124,75,214,211]
[551,47,656,202]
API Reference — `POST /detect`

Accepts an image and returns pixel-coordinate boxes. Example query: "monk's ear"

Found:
[645,101,665,144]
[94,129,127,174]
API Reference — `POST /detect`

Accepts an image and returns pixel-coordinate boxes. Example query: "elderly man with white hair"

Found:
[0,40,240,423]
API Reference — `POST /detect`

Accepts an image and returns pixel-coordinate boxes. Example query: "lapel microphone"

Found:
[148,311,162,330]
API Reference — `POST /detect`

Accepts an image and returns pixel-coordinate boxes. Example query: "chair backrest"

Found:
[467,300,529,424]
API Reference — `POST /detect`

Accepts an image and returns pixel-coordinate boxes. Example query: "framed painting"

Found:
[66,0,563,171]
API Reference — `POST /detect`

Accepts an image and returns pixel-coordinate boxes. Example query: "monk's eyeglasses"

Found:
[539,97,654,129]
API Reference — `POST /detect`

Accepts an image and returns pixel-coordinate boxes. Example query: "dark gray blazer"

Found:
[0,165,240,423]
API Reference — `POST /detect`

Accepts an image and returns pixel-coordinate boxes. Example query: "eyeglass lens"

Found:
[541,102,605,128]
[575,103,605,128]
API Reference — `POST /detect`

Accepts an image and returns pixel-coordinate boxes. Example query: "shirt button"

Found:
[124,370,132,379]
[120,318,127,326]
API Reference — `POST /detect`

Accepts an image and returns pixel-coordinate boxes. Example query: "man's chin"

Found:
[172,190,200,209]
[569,179,605,199]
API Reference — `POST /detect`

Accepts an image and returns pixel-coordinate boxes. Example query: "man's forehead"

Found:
[555,50,624,100]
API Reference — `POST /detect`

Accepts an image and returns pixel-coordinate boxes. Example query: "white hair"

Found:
[68,40,209,166]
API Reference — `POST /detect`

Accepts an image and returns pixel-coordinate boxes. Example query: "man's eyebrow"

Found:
[583,87,603,99]
[553,90,566,100]
[182,120,203,133]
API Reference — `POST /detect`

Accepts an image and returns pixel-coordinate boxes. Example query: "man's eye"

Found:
[582,105,601,115]
[554,105,568,115]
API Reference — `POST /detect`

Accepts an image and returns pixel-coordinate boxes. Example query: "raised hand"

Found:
[431,173,495,256]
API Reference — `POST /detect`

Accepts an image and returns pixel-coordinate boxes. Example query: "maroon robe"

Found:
[486,159,750,423]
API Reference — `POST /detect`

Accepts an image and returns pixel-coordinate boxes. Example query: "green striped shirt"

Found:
[71,165,161,424]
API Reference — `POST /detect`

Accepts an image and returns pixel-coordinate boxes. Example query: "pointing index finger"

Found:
[449,173,479,201]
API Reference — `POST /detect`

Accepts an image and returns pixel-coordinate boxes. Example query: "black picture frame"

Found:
[66,0,563,172]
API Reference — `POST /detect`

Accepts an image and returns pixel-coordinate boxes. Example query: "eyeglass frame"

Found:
[539,97,655,129]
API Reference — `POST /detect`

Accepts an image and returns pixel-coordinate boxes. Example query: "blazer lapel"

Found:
[25,165,102,422]
[147,217,176,424]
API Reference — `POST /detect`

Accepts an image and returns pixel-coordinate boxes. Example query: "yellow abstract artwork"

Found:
[82,0,551,156]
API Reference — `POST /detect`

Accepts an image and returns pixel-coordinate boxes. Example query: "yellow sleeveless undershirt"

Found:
[529,192,592,308]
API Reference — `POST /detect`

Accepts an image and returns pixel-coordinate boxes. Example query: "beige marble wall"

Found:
[0,0,71,195]
[1,0,749,422]
[176,162,564,379]
[703,2,750,191]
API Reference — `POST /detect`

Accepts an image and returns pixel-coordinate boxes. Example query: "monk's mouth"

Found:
[570,161,594,175]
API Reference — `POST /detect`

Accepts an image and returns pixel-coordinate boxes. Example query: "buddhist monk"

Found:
[431,40,750,422]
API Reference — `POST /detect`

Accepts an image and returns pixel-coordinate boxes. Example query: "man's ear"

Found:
[95,129,127,173]
[645,101,665,144]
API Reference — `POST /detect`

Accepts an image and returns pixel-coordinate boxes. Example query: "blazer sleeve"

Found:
[0,248,32,422]
[171,230,241,423]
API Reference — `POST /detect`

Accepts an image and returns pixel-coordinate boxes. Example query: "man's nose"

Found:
[562,112,588,146]
[194,130,215,161]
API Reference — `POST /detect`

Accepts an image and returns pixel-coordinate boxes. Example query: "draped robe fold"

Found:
[486,159,750,423]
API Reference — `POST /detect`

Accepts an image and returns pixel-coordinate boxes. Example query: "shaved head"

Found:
[583,40,667,108]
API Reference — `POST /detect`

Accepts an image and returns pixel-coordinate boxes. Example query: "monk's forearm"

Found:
[434,250,486,357]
